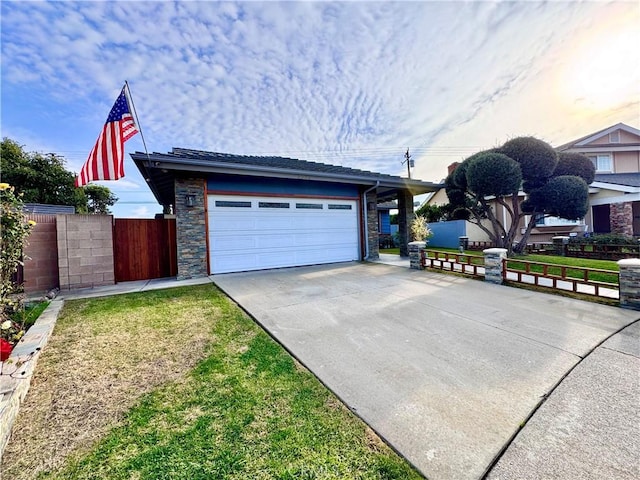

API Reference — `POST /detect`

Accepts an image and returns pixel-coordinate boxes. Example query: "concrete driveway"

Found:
[213,262,639,480]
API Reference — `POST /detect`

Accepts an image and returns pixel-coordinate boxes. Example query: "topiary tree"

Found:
[446,137,592,255]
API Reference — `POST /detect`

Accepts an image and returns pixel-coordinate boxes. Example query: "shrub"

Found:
[410,216,433,242]
[0,183,36,346]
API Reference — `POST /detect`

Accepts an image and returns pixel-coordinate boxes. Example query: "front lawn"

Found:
[2,285,421,480]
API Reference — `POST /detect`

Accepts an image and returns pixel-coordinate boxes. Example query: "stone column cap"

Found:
[483,248,508,254]
[618,258,640,266]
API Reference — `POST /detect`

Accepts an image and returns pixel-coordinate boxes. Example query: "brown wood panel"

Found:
[113,218,177,282]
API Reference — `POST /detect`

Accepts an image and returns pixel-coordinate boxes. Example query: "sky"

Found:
[1,0,639,218]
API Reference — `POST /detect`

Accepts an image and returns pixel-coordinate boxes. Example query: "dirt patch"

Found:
[1,286,220,479]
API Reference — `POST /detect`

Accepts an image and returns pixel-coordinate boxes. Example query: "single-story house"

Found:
[132,148,439,278]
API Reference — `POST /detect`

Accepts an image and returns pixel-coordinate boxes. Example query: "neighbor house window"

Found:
[587,154,612,172]
[535,215,584,227]
[609,131,620,143]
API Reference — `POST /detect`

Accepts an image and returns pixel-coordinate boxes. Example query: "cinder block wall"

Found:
[23,214,59,294]
[57,214,115,290]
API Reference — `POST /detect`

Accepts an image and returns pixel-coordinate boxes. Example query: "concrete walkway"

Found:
[212,261,639,480]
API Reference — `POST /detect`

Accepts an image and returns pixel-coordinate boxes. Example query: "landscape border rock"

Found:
[0,300,63,459]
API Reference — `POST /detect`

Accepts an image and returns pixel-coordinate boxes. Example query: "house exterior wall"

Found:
[23,214,59,294]
[207,175,359,198]
[614,151,640,173]
[175,177,208,280]
[378,210,391,234]
[425,188,449,206]
[57,214,115,290]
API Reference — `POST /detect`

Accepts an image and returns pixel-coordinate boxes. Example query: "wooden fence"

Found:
[420,249,619,300]
[113,218,177,282]
[502,258,619,299]
[421,250,485,277]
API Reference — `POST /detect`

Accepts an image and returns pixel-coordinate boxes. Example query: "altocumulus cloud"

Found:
[1,0,637,186]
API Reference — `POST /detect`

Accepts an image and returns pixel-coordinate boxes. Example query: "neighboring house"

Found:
[557,123,640,237]
[377,201,396,235]
[132,148,439,278]
[423,123,640,244]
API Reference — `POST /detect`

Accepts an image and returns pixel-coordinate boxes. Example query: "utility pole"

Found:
[402,148,413,179]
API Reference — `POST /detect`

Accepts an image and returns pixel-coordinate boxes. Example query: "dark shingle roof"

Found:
[132,148,441,207]
[168,148,402,180]
[594,173,640,187]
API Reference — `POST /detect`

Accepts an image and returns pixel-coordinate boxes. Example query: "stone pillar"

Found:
[175,178,208,280]
[365,191,379,260]
[618,259,640,310]
[409,241,426,270]
[552,236,570,256]
[397,190,414,257]
[483,248,507,284]
[610,202,633,236]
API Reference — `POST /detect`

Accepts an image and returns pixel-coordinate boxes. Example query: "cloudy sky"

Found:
[2,1,638,217]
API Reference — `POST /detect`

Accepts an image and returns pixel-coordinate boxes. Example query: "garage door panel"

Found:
[208,195,359,274]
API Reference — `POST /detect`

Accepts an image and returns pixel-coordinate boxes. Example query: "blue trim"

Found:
[207,174,358,197]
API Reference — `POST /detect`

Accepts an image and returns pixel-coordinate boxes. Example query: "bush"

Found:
[410,216,433,242]
[0,183,36,348]
[574,233,639,246]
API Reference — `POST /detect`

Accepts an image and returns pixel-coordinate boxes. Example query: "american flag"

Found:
[75,86,139,187]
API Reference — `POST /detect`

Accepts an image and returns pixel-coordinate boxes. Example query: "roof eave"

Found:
[132,152,440,195]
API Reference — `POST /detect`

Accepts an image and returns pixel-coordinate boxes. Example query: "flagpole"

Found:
[124,80,152,169]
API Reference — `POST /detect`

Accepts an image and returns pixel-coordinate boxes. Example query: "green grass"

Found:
[36,286,421,480]
[11,300,50,329]
[506,254,619,284]
[379,248,400,255]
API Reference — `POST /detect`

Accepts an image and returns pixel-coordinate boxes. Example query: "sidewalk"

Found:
[56,276,215,301]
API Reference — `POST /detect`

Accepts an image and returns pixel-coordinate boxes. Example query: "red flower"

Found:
[0,338,13,361]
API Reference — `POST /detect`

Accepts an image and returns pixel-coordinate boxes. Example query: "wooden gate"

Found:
[113,218,177,282]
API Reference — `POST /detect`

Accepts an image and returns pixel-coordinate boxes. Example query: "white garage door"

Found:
[208,195,360,274]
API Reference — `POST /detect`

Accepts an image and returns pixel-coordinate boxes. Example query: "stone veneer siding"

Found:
[610,202,633,236]
[409,241,426,269]
[175,178,208,280]
[397,190,414,257]
[618,259,640,310]
[483,248,507,284]
[365,191,379,260]
[57,214,115,290]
